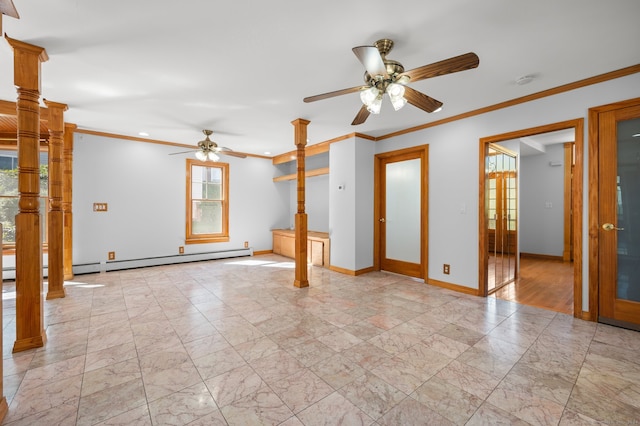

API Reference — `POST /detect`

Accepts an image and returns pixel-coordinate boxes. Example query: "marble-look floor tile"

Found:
[296,391,374,426]
[93,404,152,425]
[192,345,247,380]
[411,376,483,425]
[487,376,566,426]
[4,257,640,426]
[435,359,501,399]
[220,384,293,426]
[269,369,334,413]
[147,382,219,425]
[338,372,405,420]
[250,350,306,385]
[76,377,147,426]
[565,384,640,424]
[420,332,470,358]
[466,402,530,426]
[206,364,264,408]
[285,338,337,367]
[3,399,79,426]
[316,328,363,352]
[81,357,142,397]
[310,353,366,390]
[377,397,453,426]
[84,341,138,373]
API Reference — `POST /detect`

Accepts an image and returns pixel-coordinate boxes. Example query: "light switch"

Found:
[93,203,108,212]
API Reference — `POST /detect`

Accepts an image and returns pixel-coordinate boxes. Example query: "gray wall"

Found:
[520,143,566,257]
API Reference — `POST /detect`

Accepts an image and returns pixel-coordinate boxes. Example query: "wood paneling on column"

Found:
[292,118,310,288]
[6,35,49,352]
[45,100,67,299]
[0,226,7,422]
[63,123,75,279]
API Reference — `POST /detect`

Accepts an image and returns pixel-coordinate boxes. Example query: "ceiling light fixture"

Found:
[515,75,535,85]
[359,82,407,114]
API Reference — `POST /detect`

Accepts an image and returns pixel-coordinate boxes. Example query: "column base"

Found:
[0,397,7,423]
[13,333,46,353]
[46,288,66,300]
[293,279,309,288]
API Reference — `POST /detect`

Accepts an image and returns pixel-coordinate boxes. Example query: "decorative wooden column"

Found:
[7,35,49,352]
[292,118,310,288]
[0,225,8,422]
[63,123,75,280]
[45,100,67,299]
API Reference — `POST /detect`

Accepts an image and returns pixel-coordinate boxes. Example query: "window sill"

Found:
[185,236,230,245]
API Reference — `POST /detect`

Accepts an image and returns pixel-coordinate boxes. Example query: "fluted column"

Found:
[6,35,49,353]
[63,123,75,280]
[45,100,67,299]
[292,118,310,288]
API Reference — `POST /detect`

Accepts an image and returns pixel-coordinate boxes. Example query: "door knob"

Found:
[379,218,385,222]
[602,223,624,231]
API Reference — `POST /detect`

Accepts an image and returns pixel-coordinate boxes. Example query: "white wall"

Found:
[329,137,356,270]
[354,137,375,270]
[520,143,565,256]
[375,73,640,312]
[72,133,288,265]
[285,152,330,232]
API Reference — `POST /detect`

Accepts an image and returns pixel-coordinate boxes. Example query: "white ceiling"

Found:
[1,0,639,156]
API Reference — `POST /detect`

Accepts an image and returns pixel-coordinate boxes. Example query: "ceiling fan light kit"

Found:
[304,38,479,125]
[169,129,247,161]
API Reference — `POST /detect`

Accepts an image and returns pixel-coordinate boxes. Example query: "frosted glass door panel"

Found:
[616,117,640,302]
[386,159,421,264]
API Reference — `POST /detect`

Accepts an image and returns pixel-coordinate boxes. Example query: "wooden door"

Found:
[375,147,428,279]
[598,103,640,328]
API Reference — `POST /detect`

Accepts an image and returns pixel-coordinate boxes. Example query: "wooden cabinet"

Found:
[272,229,330,267]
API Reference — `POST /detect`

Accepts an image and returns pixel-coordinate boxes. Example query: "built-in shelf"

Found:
[273,167,329,182]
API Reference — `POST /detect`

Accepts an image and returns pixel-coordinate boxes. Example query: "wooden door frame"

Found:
[587,97,640,322]
[373,145,429,280]
[479,119,584,319]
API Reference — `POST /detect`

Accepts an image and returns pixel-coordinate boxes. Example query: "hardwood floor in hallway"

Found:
[491,257,574,315]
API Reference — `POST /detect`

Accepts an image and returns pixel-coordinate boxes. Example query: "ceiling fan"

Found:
[170,130,246,161]
[303,39,479,125]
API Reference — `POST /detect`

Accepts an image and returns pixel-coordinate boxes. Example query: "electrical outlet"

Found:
[179,246,184,254]
[108,251,115,260]
[443,264,450,275]
[244,241,249,248]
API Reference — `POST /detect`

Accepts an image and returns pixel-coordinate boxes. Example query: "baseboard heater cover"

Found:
[97,248,252,273]
[2,248,253,279]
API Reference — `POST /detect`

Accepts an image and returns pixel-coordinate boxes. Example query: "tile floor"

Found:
[2,254,640,425]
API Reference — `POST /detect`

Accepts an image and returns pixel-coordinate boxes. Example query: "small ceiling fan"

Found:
[303,39,479,125]
[170,130,246,161]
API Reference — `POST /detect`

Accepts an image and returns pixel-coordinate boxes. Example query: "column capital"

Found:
[44,100,68,132]
[5,35,48,91]
[291,119,310,148]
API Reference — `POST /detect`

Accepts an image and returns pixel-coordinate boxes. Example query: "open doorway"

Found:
[479,119,584,317]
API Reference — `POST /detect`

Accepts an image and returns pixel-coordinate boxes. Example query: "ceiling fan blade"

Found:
[304,85,365,103]
[351,105,370,126]
[220,151,247,158]
[169,149,198,155]
[404,86,443,113]
[352,46,388,79]
[400,52,479,82]
[0,0,20,18]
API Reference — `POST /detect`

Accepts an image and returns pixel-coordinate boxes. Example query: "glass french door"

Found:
[486,145,517,293]
[598,104,640,328]
[377,149,426,278]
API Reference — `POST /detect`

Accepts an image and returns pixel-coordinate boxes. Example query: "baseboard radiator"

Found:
[2,248,253,279]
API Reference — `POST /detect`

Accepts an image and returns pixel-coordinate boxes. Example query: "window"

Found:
[185,159,229,244]
[0,149,49,248]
